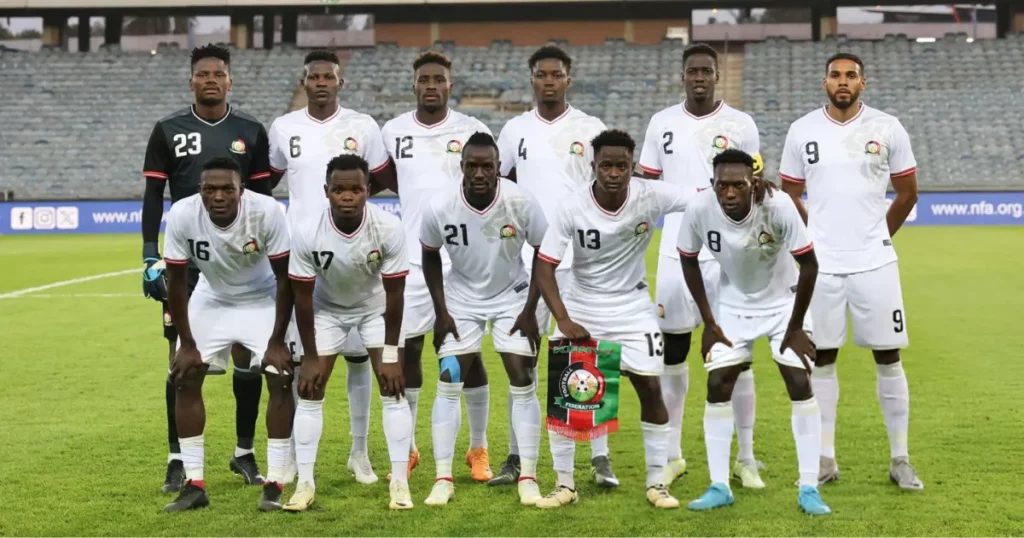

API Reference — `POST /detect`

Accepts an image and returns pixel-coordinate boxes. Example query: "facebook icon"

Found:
[10,207,32,230]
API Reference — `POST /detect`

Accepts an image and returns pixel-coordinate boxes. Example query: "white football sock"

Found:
[641,421,670,487]
[811,363,839,459]
[877,361,910,459]
[294,398,324,488]
[590,434,609,459]
[733,369,756,464]
[405,387,421,452]
[549,431,576,489]
[432,381,463,479]
[179,435,204,483]
[234,446,254,458]
[266,438,290,485]
[510,384,541,479]
[347,360,372,456]
[659,366,689,461]
[382,395,412,483]
[507,389,519,456]
[704,401,734,486]
[464,385,490,449]
[791,396,822,487]
[168,453,182,463]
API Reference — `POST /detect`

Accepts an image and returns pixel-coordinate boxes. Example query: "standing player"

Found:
[638,42,766,488]
[420,133,547,506]
[380,51,495,481]
[534,130,687,510]
[779,52,923,490]
[287,155,413,511]
[141,44,273,493]
[161,158,292,512]
[493,44,618,488]
[677,149,830,515]
[267,49,395,485]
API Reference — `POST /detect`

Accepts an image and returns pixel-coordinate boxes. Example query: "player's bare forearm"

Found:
[291,279,319,357]
[269,171,285,190]
[782,180,808,225]
[681,256,717,327]
[887,173,919,237]
[371,160,399,194]
[166,263,195,347]
[141,178,166,245]
[524,249,543,312]
[422,247,449,317]
[382,276,405,347]
[269,257,293,343]
[536,258,570,322]
[789,249,819,331]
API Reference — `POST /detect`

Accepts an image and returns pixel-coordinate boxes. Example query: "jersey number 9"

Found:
[805,141,819,165]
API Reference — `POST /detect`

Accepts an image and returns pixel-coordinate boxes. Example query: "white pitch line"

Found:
[0,268,136,299]
[0,293,137,299]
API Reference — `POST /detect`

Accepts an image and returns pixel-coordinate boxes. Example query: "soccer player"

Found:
[677,149,830,515]
[534,129,687,510]
[287,155,414,511]
[141,44,273,493]
[160,157,292,512]
[638,42,765,488]
[779,52,923,490]
[493,44,618,488]
[380,51,495,481]
[267,49,395,485]
[420,133,547,506]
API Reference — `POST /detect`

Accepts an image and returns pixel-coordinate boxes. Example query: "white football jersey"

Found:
[268,106,390,222]
[421,178,548,305]
[496,106,607,269]
[288,203,409,316]
[677,189,812,312]
[779,105,916,274]
[538,178,688,299]
[163,191,290,304]
[638,101,760,261]
[380,109,492,266]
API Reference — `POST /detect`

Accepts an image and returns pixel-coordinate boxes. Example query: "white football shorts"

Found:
[810,261,909,350]
[655,254,721,334]
[179,289,270,374]
[704,304,814,372]
[285,313,370,363]
[436,292,536,358]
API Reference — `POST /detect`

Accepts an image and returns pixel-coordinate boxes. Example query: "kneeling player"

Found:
[287,155,414,511]
[162,158,292,512]
[534,130,688,510]
[419,133,548,506]
[677,149,830,515]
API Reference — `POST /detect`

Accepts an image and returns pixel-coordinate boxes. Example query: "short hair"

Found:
[825,52,864,74]
[528,45,572,73]
[712,148,754,170]
[683,43,718,68]
[191,44,230,70]
[304,49,340,66]
[201,157,241,176]
[326,154,369,181]
[413,51,452,71]
[590,129,636,155]
[463,132,499,154]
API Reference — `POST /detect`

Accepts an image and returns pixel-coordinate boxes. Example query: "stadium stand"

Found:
[0,34,1021,199]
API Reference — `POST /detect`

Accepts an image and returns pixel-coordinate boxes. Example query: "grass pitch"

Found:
[1,227,1022,536]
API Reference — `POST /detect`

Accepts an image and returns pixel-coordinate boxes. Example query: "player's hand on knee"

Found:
[297,355,325,398]
[510,310,541,355]
[432,312,460,353]
[556,318,590,341]
[170,343,203,383]
[262,340,294,377]
[379,362,405,399]
[142,259,168,302]
[700,324,733,361]
[780,327,816,374]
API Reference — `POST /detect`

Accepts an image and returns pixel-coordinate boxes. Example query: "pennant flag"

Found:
[545,338,622,441]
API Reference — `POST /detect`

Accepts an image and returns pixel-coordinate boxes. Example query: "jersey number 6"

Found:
[289,136,301,158]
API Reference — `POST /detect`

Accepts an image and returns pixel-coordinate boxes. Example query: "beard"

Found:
[196,94,225,107]
[419,101,443,113]
[827,89,859,110]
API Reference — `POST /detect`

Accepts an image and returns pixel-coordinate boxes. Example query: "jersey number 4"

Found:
[394,136,413,159]
[517,138,527,160]
[444,224,468,246]
[186,239,210,261]
[173,133,202,158]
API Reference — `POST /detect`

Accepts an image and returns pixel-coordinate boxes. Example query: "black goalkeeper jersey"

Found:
[142,105,271,203]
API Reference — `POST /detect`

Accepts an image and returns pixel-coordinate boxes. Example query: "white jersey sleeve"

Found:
[264,200,291,259]
[523,190,549,247]
[537,201,572,265]
[380,221,410,279]
[363,120,391,174]
[419,200,444,251]
[162,203,190,265]
[268,118,288,173]
[778,123,807,183]
[675,207,703,258]
[638,118,664,176]
[776,195,814,255]
[648,179,689,214]
[287,222,317,281]
[496,122,518,176]
[888,119,917,178]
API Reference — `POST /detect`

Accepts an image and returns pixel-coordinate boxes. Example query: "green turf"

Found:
[1,228,1023,536]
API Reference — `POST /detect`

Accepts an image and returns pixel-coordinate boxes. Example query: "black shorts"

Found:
[162,267,201,341]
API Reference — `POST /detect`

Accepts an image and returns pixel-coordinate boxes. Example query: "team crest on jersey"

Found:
[499,224,517,239]
[634,221,650,236]
[446,140,463,154]
[569,142,585,156]
[242,239,260,254]
[864,141,881,155]
[230,139,247,154]
[367,249,382,264]
[757,231,775,246]
[344,137,358,151]
[712,135,729,150]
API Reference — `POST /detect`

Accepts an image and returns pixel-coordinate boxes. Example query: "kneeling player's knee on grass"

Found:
[814,349,839,367]
[872,349,900,365]
[663,332,691,367]
[778,366,813,401]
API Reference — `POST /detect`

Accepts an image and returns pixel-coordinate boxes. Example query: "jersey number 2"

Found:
[662,132,674,154]
[444,224,468,246]
[173,133,201,158]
